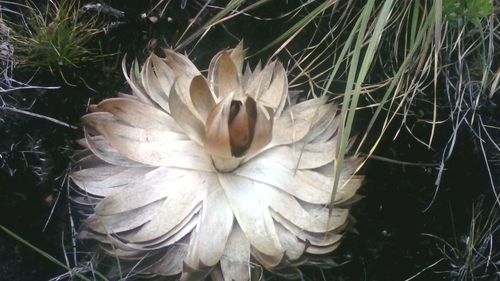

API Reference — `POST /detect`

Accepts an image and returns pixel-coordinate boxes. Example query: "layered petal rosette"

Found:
[71,43,363,280]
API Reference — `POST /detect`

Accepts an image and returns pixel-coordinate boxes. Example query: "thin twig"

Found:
[1,106,78,129]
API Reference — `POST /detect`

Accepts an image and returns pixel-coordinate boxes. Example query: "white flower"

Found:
[71,42,363,280]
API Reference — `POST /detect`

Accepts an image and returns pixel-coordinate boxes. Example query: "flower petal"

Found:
[169,82,206,145]
[220,224,251,281]
[256,61,288,115]
[245,61,275,100]
[235,156,332,204]
[93,98,181,132]
[180,229,213,281]
[125,171,216,242]
[147,238,189,276]
[244,102,273,157]
[84,130,143,167]
[271,97,329,146]
[229,41,246,76]
[163,49,201,78]
[71,166,152,197]
[130,206,200,250]
[83,112,212,170]
[189,75,216,124]
[197,188,234,267]
[141,55,170,112]
[150,53,176,95]
[217,173,284,257]
[251,248,283,269]
[253,140,337,170]
[255,181,339,233]
[300,103,339,144]
[271,211,344,248]
[86,199,164,234]
[305,242,342,255]
[94,168,191,215]
[275,222,306,260]
[204,93,234,158]
[122,57,152,105]
[215,52,243,99]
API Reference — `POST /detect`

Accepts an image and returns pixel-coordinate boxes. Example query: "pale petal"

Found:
[241,64,253,89]
[302,203,350,233]
[131,206,200,250]
[229,41,246,76]
[242,61,261,91]
[95,167,206,216]
[207,50,224,95]
[83,111,185,142]
[78,230,136,251]
[94,168,191,215]
[169,81,206,145]
[93,98,181,132]
[245,61,275,100]
[300,103,339,144]
[204,93,234,158]
[180,229,213,281]
[189,75,216,123]
[255,181,338,233]
[235,157,332,204]
[315,156,363,177]
[86,199,163,233]
[271,97,329,146]
[250,140,337,170]
[100,246,144,260]
[305,242,342,255]
[71,166,152,197]
[309,108,341,143]
[147,239,189,276]
[334,176,364,204]
[84,130,143,167]
[256,61,288,115]
[215,52,243,99]
[141,56,171,112]
[83,112,213,170]
[220,224,251,281]
[71,194,99,206]
[150,53,176,96]
[275,222,306,260]
[251,248,283,269]
[271,211,344,247]
[163,49,201,78]
[197,188,234,267]
[125,171,216,242]
[217,173,283,257]
[122,56,152,105]
[314,158,364,204]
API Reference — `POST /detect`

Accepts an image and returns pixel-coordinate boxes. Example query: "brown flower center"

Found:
[228,98,257,157]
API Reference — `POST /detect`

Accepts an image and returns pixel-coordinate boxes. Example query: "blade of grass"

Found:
[0,225,109,281]
[251,0,337,58]
[354,2,437,156]
[330,0,394,204]
[174,0,246,50]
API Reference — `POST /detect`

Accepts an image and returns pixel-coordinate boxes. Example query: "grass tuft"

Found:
[2,0,104,84]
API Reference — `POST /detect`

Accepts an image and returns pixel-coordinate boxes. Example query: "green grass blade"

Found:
[251,0,335,57]
[175,0,246,50]
[0,225,109,281]
[355,3,437,155]
[331,0,395,204]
